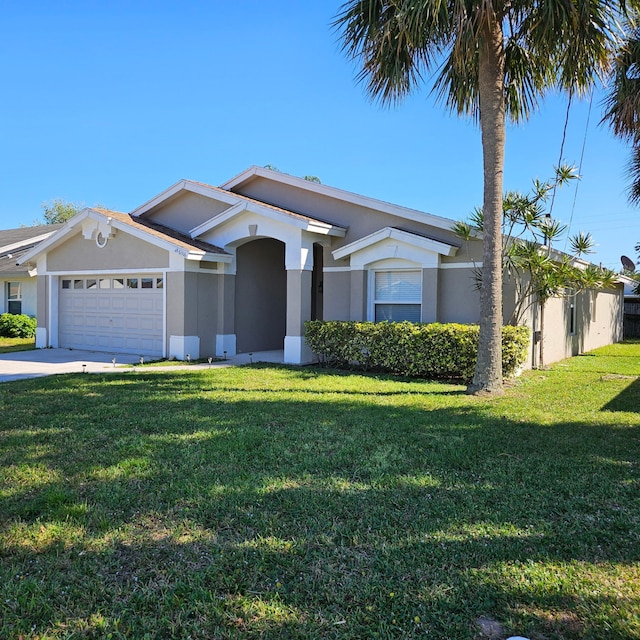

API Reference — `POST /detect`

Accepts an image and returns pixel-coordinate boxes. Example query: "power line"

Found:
[563,89,594,250]
[549,92,573,218]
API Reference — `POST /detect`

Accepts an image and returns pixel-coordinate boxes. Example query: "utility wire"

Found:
[563,89,594,251]
[549,92,573,218]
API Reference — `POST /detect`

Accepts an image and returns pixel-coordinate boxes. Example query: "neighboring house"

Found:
[0,224,63,317]
[18,166,624,366]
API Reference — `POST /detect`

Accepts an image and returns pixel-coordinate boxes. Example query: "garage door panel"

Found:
[111,297,126,310]
[59,274,164,356]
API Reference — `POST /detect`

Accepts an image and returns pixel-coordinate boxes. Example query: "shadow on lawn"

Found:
[602,376,640,413]
[1,370,639,639]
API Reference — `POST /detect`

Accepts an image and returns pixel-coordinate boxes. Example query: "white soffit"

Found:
[332,227,459,263]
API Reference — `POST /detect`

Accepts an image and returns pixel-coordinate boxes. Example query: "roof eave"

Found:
[221,166,456,232]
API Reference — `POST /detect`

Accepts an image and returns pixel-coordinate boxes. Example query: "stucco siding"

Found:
[166,271,187,337]
[521,285,623,368]
[190,272,218,357]
[234,177,462,266]
[47,231,169,271]
[145,192,231,235]
[323,271,350,320]
[438,268,480,323]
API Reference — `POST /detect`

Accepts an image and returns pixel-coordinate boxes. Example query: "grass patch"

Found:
[0,337,35,354]
[0,344,639,638]
[133,356,223,367]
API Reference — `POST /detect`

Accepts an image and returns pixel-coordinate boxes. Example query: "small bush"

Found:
[304,320,530,381]
[0,313,37,338]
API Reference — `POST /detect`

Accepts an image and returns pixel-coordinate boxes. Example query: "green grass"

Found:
[1,343,639,639]
[0,336,35,353]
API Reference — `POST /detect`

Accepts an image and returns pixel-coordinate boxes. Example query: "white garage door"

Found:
[59,275,164,356]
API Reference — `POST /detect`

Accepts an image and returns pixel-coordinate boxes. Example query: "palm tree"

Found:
[603,23,640,203]
[334,0,627,394]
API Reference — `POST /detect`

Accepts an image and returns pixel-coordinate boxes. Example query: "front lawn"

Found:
[0,337,35,354]
[1,343,639,639]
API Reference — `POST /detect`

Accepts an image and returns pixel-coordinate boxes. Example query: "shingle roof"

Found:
[92,209,229,255]
[0,224,63,251]
[0,247,33,274]
[0,224,64,275]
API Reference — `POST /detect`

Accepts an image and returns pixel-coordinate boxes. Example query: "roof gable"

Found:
[18,208,231,266]
[222,166,457,232]
[131,179,346,238]
[332,227,459,268]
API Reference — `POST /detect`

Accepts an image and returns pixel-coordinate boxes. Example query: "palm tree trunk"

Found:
[468,16,506,395]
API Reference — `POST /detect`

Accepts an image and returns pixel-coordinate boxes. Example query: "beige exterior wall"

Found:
[323,270,350,320]
[233,177,464,267]
[287,270,312,337]
[166,271,187,338]
[189,271,218,357]
[146,192,231,235]
[217,273,235,336]
[519,285,624,369]
[166,270,219,357]
[438,268,480,324]
[47,231,170,271]
[324,264,481,325]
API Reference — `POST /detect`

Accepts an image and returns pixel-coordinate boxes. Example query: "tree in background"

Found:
[603,22,640,204]
[36,198,84,225]
[455,166,618,367]
[634,242,640,293]
[334,0,631,394]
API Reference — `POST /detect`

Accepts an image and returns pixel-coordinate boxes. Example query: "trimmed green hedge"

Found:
[0,313,37,338]
[304,320,530,381]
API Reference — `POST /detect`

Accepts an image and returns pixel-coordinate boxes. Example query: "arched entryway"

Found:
[234,238,286,353]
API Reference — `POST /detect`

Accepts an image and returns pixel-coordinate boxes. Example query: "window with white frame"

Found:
[372,270,422,322]
[7,282,22,314]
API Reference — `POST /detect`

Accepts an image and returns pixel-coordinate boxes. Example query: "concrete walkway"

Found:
[0,348,286,383]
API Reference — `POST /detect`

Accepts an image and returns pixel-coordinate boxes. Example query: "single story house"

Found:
[18,166,624,367]
[0,224,63,317]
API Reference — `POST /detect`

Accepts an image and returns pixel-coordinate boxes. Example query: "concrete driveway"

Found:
[0,349,142,383]
[0,348,287,383]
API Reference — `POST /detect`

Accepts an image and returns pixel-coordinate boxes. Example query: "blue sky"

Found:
[0,0,638,271]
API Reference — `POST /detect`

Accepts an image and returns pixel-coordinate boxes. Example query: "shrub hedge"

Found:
[304,320,530,381]
[0,313,37,338]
